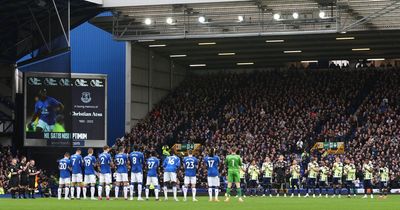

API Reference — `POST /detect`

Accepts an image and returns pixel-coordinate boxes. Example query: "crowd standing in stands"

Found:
[115,65,399,193]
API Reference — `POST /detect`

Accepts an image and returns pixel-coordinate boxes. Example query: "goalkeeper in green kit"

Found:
[224,147,244,202]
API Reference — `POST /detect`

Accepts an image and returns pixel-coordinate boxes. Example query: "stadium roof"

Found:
[0,0,103,64]
[87,30,400,69]
[89,0,400,68]
[92,0,400,39]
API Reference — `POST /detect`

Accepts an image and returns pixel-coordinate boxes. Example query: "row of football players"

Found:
[247,156,389,198]
[58,146,221,201]
[57,146,390,201]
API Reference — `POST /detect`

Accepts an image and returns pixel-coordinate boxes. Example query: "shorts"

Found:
[115,173,128,182]
[9,176,19,188]
[380,181,388,188]
[72,173,83,183]
[207,176,220,187]
[20,176,29,186]
[263,177,272,186]
[308,178,316,187]
[319,181,327,188]
[291,178,299,187]
[346,180,354,187]
[333,177,342,185]
[37,119,54,132]
[130,172,143,183]
[59,177,71,185]
[99,173,112,184]
[146,177,159,186]
[249,180,258,188]
[276,176,286,184]
[84,175,96,184]
[240,178,246,184]
[227,171,240,183]
[163,172,177,182]
[184,176,197,185]
[29,177,36,189]
[364,180,372,188]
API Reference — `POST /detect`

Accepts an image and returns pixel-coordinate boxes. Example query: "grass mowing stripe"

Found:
[1,196,398,210]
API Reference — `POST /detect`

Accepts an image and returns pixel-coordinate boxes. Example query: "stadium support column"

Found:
[148,49,153,112]
[125,41,132,133]
[169,60,173,90]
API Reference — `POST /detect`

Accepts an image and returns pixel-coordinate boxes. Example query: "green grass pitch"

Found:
[1,196,399,210]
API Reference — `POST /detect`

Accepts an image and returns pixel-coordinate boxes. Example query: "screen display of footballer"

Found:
[24,72,107,147]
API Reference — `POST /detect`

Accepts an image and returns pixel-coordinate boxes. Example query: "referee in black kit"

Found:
[274,155,288,197]
[19,157,30,198]
[9,158,21,199]
[28,160,40,198]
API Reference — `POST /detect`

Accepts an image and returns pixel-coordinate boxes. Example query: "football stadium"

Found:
[1,0,400,210]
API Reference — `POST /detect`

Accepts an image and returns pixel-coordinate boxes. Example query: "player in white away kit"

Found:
[331,157,343,198]
[305,157,319,198]
[182,150,199,202]
[83,148,97,200]
[58,153,71,200]
[162,151,181,201]
[204,148,220,202]
[98,145,112,200]
[129,145,145,200]
[70,148,83,199]
[114,147,129,200]
[145,151,160,200]
[362,160,374,199]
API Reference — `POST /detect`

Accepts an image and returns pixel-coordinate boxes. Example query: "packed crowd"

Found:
[0,145,13,194]
[348,68,400,188]
[117,67,400,189]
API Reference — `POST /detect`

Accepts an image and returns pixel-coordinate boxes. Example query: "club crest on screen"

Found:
[81,92,92,104]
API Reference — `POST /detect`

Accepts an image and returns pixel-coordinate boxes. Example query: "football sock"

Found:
[91,186,95,198]
[145,188,149,199]
[82,187,87,198]
[64,187,69,199]
[183,186,188,199]
[192,188,196,199]
[123,186,128,199]
[115,186,119,198]
[226,187,231,196]
[130,184,134,198]
[76,186,81,198]
[105,185,111,198]
[98,186,103,197]
[173,186,177,199]
[70,186,75,198]
[138,184,142,198]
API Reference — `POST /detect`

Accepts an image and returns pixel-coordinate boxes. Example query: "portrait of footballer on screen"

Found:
[26,88,67,133]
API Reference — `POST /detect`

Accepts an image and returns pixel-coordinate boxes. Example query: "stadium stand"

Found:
[117,66,400,189]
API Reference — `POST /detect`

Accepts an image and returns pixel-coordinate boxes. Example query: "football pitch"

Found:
[2,196,399,210]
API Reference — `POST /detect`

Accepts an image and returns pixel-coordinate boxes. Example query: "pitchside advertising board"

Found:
[24,72,107,147]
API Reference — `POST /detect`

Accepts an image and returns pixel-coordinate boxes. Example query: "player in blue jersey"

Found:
[58,152,71,200]
[114,147,129,200]
[29,89,64,132]
[70,148,83,199]
[145,151,160,201]
[204,148,221,202]
[129,145,145,201]
[182,150,199,202]
[162,150,181,201]
[98,145,112,200]
[83,148,97,200]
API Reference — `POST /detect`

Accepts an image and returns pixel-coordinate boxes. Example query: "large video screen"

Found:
[24,72,107,147]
